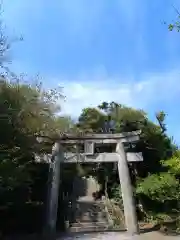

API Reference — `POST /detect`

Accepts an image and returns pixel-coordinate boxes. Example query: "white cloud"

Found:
[58,68,180,117]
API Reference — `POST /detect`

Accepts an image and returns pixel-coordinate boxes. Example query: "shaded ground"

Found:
[2,230,180,239]
[138,231,179,240]
[59,231,180,239]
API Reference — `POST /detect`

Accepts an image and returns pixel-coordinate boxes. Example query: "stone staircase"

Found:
[68,199,111,233]
[67,176,112,233]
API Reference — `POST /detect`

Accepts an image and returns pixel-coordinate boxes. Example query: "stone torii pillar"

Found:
[43,142,63,239]
[116,141,139,235]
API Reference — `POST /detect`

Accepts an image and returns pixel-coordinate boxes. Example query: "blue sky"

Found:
[2,0,180,143]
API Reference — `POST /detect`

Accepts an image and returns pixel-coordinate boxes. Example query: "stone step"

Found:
[75,204,103,213]
[73,217,108,224]
[79,212,107,222]
[75,215,107,223]
[69,222,109,233]
[76,209,107,217]
[76,202,105,210]
[74,201,107,218]
[71,221,108,227]
[70,199,110,233]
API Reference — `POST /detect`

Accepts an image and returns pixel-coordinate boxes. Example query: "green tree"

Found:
[77,107,105,132]
[166,6,180,32]
[0,79,71,189]
[77,102,179,225]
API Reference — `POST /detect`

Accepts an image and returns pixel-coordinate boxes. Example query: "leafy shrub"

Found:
[161,151,180,175]
[136,173,180,202]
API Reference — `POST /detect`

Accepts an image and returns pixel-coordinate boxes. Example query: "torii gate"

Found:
[41,130,143,237]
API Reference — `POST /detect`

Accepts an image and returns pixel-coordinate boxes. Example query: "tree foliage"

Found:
[162,150,180,175]
[0,79,72,190]
[167,7,180,32]
[136,173,180,202]
[76,101,180,226]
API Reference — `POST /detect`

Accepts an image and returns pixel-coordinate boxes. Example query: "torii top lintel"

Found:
[58,130,141,144]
